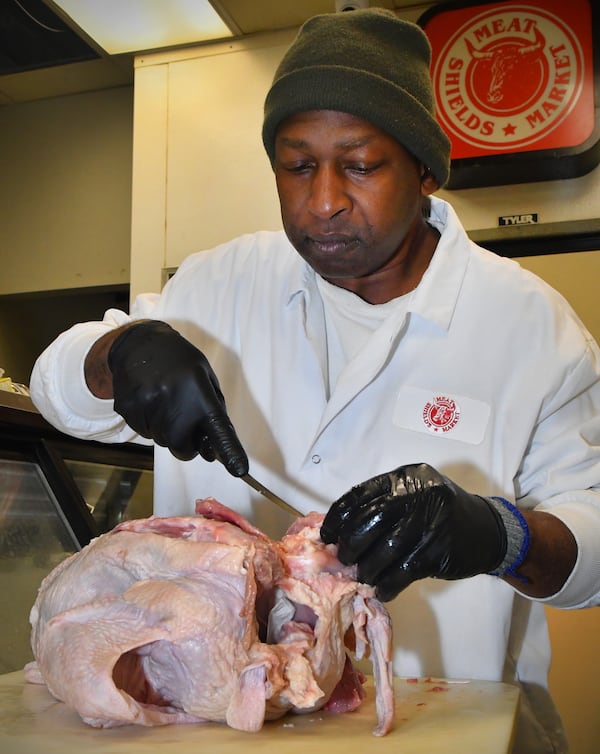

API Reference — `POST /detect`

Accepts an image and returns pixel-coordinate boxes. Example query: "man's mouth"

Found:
[307,235,360,254]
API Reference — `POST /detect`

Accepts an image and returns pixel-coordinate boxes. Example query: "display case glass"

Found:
[65,459,153,532]
[0,457,80,675]
[0,392,153,673]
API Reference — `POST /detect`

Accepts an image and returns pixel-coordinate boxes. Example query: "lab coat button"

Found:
[311,454,321,464]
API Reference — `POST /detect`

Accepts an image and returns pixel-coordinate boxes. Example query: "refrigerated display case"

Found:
[0,391,153,674]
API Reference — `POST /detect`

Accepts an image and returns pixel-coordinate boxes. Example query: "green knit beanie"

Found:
[262,8,451,187]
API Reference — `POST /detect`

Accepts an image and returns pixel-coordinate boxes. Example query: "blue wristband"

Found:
[488,497,530,582]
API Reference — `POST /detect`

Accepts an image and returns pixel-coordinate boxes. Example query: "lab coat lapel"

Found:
[282,276,330,455]
[313,305,410,437]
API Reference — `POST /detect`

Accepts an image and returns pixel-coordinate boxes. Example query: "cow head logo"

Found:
[465,26,546,110]
[432,6,586,151]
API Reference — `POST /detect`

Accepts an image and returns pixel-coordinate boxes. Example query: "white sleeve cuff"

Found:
[30,321,138,443]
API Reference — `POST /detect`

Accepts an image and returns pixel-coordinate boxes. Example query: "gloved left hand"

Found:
[320,463,507,601]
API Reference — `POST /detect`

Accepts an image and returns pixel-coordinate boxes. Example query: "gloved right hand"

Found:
[107,320,248,476]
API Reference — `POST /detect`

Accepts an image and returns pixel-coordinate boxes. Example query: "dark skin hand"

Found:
[275,110,578,599]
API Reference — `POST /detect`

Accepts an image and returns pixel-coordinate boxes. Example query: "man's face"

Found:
[274,110,438,299]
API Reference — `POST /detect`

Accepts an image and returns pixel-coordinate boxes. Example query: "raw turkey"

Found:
[25,499,395,735]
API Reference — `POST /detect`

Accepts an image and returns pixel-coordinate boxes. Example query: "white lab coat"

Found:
[31,197,600,753]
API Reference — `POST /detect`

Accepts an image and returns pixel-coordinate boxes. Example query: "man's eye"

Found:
[347,163,379,175]
[284,162,312,173]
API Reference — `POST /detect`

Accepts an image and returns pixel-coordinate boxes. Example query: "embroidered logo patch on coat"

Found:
[422,396,461,433]
[394,387,490,444]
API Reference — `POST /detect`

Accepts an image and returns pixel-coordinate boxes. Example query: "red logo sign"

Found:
[422,0,595,161]
[422,396,461,433]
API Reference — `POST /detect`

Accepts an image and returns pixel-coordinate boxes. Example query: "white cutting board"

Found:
[0,671,518,754]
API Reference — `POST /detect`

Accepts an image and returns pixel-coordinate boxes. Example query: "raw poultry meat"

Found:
[24,499,395,736]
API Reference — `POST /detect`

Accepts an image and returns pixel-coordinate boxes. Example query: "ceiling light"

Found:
[50,0,234,55]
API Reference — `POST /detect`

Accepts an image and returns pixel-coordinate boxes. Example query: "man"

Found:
[31,9,600,753]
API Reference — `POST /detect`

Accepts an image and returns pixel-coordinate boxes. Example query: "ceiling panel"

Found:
[0,0,98,75]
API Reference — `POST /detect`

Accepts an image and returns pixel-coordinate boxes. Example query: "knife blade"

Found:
[241,473,302,517]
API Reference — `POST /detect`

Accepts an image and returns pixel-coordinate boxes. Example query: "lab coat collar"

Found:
[408,197,470,332]
[285,197,470,334]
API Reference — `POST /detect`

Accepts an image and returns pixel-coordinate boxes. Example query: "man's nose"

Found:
[307,165,351,219]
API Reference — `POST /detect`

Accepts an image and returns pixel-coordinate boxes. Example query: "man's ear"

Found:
[420,166,440,195]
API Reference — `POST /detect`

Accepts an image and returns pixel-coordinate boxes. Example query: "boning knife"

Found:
[241,473,302,517]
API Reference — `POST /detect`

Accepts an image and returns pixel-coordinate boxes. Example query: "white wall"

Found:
[130,30,295,298]
[0,86,133,295]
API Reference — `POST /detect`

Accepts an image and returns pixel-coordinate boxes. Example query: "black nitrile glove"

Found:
[107,320,248,476]
[321,463,507,601]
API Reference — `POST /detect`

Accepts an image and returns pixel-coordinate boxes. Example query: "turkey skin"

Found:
[25,499,394,735]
